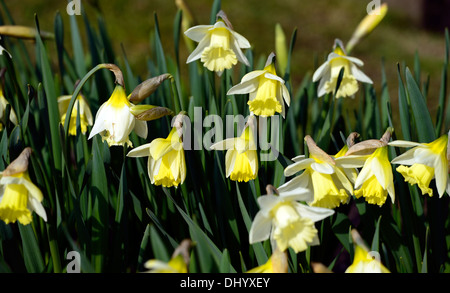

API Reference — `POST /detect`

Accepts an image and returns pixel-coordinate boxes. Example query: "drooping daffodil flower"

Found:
[389,131,449,197]
[58,93,93,136]
[345,229,390,273]
[337,128,395,207]
[0,148,47,225]
[210,115,258,182]
[246,247,288,273]
[279,135,353,209]
[249,185,334,253]
[312,39,372,98]
[144,239,192,273]
[88,80,148,147]
[184,10,250,75]
[227,53,290,118]
[127,113,186,188]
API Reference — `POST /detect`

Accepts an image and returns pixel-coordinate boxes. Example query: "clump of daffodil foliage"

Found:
[0,0,449,275]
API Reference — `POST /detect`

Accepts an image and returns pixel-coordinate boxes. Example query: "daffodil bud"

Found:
[0,25,54,40]
[130,105,173,121]
[346,3,388,53]
[275,23,288,77]
[128,73,172,104]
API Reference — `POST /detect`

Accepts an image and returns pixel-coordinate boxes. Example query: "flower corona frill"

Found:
[184,10,250,75]
[227,53,290,118]
[88,84,147,147]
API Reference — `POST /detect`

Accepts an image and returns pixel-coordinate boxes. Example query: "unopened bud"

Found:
[0,25,54,40]
[130,105,173,121]
[275,24,288,76]
[128,74,172,104]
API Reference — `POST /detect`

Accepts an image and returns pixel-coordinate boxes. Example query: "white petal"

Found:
[312,61,330,82]
[277,171,312,197]
[335,155,368,168]
[227,79,259,96]
[230,38,250,66]
[284,158,314,176]
[127,143,152,157]
[434,158,447,197]
[294,202,334,222]
[350,64,373,84]
[292,155,305,162]
[134,119,148,139]
[88,106,107,140]
[231,30,251,48]
[241,70,266,83]
[354,160,373,189]
[184,25,212,42]
[390,149,416,166]
[249,212,272,244]
[371,156,389,189]
[28,197,47,222]
[225,149,237,178]
[310,162,335,174]
[388,140,423,148]
[341,55,364,67]
[186,37,210,63]
[278,187,314,203]
[264,73,285,84]
[281,83,291,106]
[21,178,44,202]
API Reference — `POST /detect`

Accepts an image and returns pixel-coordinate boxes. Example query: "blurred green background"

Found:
[2,0,449,125]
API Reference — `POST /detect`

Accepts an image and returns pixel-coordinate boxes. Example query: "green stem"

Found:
[169,75,182,114]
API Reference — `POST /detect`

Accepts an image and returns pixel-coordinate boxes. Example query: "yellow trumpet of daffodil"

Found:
[0,148,47,225]
[58,93,93,136]
[127,114,186,188]
[338,129,395,207]
[227,53,290,118]
[0,86,18,131]
[389,131,449,197]
[249,185,334,253]
[88,84,148,147]
[184,10,250,75]
[210,115,258,182]
[279,135,353,209]
[312,39,372,99]
[345,229,390,273]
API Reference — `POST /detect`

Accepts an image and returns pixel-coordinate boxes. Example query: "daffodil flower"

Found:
[144,254,188,273]
[88,84,148,147]
[184,11,250,75]
[345,229,390,273]
[210,116,258,182]
[279,135,353,209]
[0,148,47,225]
[58,94,93,136]
[127,124,186,188]
[227,53,290,118]
[338,130,395,206]
[312,40,372,98]
[389,132,449,197]
[0,86,18,131]
[249,186,334,253]
[246,247,288,273]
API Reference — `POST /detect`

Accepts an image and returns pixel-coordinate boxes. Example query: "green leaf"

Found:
[19,223,45,273]
[405,67,436,142]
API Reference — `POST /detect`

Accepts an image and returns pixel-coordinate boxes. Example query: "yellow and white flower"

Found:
[312,40,372,98]
[249,187,334,253]
[210,116,258,182]
[0,87,18,131]
[127,126,186,188]
[58,94,93,136]
[184,11,250,75]
[279,135,353,209]
[246,247,288,273]
[338,130,395,207]
[0,148,47,225]
[88,84,147,147]
[227,53,290,118]
[345,229,390,273]
[389,132,449,197]
[144,254,188,273]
